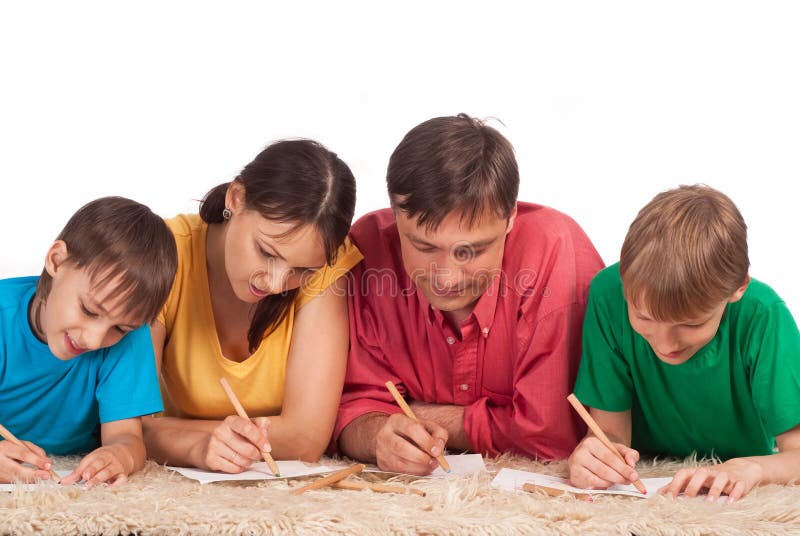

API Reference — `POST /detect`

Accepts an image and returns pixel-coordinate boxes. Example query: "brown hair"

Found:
[620,184,749,321]
[36,196,178,324]
[387,114,519,230]
[200,139,356,352]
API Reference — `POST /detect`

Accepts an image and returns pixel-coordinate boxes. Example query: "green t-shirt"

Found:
[574,264,800,459]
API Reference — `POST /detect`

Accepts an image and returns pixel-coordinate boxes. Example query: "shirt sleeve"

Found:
[96,326,164,422]
[573,275,634,412]
[747,301,800,438]
[296,238,363,310]
[333,270,403,441]
[463,304,587,459]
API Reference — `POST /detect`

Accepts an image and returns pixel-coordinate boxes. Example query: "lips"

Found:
[249,283,270,298]
[64,333,86,356]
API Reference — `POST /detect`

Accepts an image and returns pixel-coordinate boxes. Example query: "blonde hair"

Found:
[620,184,749,321]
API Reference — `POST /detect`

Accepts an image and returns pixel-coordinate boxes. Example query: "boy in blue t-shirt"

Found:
[0,197,177,487]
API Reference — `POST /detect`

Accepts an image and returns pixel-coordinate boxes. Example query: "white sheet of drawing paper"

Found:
[167,461,337,484]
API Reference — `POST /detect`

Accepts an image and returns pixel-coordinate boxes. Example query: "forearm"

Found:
[142,416,219,467]
[409,402,472,451]
[102,432,147,474]
[261,414,335,462]
[749,449,800,485]
[338,412,389,463]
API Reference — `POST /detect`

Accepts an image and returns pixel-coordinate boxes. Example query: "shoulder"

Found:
[348,209,402,271]
[0,276,38,313]
[511,202,598,251]
[738,278,786,310]
[164,213,204,242]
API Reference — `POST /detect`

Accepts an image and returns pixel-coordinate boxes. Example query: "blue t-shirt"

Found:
[0,276,163,455]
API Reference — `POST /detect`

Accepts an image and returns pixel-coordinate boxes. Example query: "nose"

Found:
[79,323,107,350]
[651,326,681,354]
[430,256,465,291]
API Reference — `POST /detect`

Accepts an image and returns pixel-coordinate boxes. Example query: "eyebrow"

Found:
[406,234,498,249]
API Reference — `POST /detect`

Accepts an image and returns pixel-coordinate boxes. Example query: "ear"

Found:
[44,240,69,277]
[225,180,246,214]
[504,205,518,235]
[728,275,751,304]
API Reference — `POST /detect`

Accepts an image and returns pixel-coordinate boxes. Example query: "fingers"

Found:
[0,440,52,472]
[375,415,442,475]
[568,437,639,489]
[0,454,50,484]
[222,416,269,456]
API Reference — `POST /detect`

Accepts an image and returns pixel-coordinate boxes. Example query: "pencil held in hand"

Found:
[566,393,647,494]
[0,423,61,484]
[384,381,451,473]
[219,377,280,477]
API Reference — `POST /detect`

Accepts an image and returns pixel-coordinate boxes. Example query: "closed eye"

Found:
[81,303,98,318]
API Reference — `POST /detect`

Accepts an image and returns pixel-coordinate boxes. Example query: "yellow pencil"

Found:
[0,423,61,484]
[567,394,647,495]
[219,377,280,477]
[385,381,451,473]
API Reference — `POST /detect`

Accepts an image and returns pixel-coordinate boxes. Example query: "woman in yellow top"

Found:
[143,140,362,472]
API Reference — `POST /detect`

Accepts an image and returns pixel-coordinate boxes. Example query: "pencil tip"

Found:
[446,469,451,473]
[275,473,281,477]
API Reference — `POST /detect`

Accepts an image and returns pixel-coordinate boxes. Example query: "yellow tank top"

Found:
[156,214,363,419]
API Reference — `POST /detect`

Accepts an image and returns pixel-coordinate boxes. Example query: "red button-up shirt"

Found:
[335,202,604,459]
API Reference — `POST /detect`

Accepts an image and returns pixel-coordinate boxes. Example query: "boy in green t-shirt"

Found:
[569,184,800,502]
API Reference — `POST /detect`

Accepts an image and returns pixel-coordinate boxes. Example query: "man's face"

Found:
[395,207,515,325]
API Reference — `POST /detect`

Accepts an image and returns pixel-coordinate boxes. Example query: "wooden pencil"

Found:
[332,479,426,496]
[291,463,365,495]
[219,377,280,477]
[566,393,647,495]
[0,422,61,483]
[522,482,593,501]
[384,381,452,473]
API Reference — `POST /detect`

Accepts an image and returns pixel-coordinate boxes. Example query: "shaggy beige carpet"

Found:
[1,454,799,535]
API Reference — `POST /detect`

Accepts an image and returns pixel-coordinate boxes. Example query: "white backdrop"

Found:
[1,1,798,319]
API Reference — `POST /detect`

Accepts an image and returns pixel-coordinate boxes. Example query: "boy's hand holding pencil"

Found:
[566,394,646,494]
[0,423,60,484]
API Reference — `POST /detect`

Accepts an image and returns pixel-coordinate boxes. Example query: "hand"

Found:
[197,416,271,473]
[61,444,134,488]
[568,435,640,489]
[659,458,764,503]
[375,413,448,475]
[0,439,54,483]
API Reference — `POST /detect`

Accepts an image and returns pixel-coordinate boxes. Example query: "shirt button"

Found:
[459,384,469,391]
[482,327,490,336]
[446,336,456,345]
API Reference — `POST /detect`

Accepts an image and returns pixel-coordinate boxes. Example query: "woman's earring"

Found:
[222,207,232,220]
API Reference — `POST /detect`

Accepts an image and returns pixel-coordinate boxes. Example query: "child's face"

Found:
[39,242,141,360]
[222,184,327,303]
[627,278,748,365]
[627,301,728,365]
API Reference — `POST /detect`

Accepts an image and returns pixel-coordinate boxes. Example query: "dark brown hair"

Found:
[36,196,178,324]
[200,139,356,352]
[387,114,519,230]
[620,184,749,321]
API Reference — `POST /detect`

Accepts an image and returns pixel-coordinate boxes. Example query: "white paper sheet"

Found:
[0,470,74,492]
[491,468,672,499]
[167,461,337,484]
[362,453,487,477]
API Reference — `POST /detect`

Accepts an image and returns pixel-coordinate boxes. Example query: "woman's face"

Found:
[222,184,327,303]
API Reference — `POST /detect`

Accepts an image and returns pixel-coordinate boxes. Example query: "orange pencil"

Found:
[291,464,365,495]
[219,377,280,477]
[332,479,426,497]
[567,393,647,495]
[0,423,61,483]
[385,381,451,473]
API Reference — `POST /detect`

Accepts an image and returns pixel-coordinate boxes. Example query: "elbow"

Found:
[280,432,329,462]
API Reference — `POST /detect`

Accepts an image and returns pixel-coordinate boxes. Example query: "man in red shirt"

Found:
[335,114,604,474]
